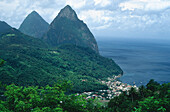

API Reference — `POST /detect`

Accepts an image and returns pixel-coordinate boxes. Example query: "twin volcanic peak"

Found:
[19,11,49,38]
[19,5,99,53]
[43,5,99,53]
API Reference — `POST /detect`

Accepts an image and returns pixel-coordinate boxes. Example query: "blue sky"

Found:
[0,0,170,38]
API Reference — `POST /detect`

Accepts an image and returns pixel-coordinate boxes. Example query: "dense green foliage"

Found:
[0,82,106,112]
[19,11,49,38]
[108,79,170,112]
[0,29,122,93]
[0,80,169,112]
[43,5,99,53]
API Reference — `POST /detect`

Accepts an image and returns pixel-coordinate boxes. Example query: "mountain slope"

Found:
[0,28,47,48]
[19,11,49,38]
[0,28,122,93]
[0,21,11,33]
[43,5,99,53]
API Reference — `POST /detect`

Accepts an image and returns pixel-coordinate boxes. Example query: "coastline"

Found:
[81,74,138,100]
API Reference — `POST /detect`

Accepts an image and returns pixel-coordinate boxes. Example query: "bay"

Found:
[97,37,170,86]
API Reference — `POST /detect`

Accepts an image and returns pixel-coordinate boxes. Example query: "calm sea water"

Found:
[97,37,170,86]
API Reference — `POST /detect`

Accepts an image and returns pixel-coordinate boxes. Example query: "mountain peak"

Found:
[19,11,49,38]
[0,21,12,33]
[30,10,39,16]
[65,5,72,10]
[43,5,99,53]
[57,5,78,20]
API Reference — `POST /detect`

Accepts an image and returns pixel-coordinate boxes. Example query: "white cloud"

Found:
[79,10,114,23]
[119,1,144,11]
[119,0,170,11]
[145,0,170,11]
[93,0,111,7]
[0,0,19,16]
[92,23,112,30]
[66,0,86,9]
[79,10,114,30]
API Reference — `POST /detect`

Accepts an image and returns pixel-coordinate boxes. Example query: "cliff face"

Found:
[43,5,99,53]
[19,11,49,38]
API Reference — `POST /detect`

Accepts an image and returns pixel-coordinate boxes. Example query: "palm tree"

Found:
[139,85,145,98]
[129,87,137,103]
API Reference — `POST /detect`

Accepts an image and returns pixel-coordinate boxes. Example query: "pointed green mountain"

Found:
[19,11,49,38]
[43,5,99,53]
[0,21,11,33]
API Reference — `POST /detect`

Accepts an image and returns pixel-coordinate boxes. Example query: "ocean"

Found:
[97,37,170,86]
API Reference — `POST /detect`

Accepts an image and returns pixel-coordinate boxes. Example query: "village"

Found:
[80,75,138,100]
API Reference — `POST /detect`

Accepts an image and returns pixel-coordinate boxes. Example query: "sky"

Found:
[0,0,170,38]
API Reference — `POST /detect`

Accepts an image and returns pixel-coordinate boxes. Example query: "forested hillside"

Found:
[0,29,122,93]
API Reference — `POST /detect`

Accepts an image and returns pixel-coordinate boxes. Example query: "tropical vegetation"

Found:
[0,29,122,93]
[0,80,169,112]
